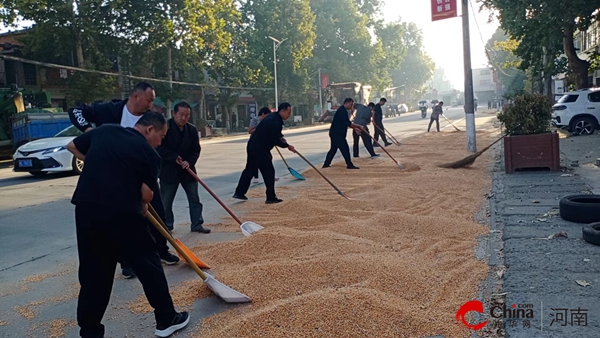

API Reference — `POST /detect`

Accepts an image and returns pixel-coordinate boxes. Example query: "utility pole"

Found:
[268,36,287,110]
[166,47,173,119]
[318,68,324,117]
[462,0,477,152]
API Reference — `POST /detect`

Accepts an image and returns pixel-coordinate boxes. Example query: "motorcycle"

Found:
[420,106,427,119]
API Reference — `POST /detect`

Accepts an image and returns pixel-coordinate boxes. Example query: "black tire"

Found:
[72,156,84,175]
[582,222,600,246]
[559,194,600,223]
[29,171,48,177]
[570,116,596,136]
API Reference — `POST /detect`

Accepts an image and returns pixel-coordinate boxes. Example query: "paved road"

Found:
[0,106,492,337]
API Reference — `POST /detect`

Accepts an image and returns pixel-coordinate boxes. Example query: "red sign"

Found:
[431,0,458,22]
[321,73,329,89]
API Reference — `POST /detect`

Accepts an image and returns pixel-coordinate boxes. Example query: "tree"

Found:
[390,22,435,100]
[481,0,598,89]
[429,67,452,93]
[241,0,316,104]
[485,29,527,99]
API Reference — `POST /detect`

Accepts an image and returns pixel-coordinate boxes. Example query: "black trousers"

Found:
[324,136,354,167]
[428,116,440,132]
[373,120,389,144]
[352,127,377,157]
[121,186,169,270]
[75,203,176,338]
[235,150,276,200]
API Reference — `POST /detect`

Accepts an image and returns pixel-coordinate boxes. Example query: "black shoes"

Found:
[266,198,283,204]
[160,252,180,265]
[347,165,360,170]
[370,154,381,158]
[155,312,190,337]
[322,165,331,168]
[122,267,136,279]
[232,194,248,200]
[191,226,211,234]
[385,143,393,146]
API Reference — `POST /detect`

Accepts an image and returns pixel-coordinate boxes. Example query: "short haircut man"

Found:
[157,101,209,233]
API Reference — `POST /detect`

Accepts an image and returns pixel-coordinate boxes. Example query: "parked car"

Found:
[552,88,600,135]
[12,125,84,176]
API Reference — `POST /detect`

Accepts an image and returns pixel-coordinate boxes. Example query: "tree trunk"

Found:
[71,0,85,68]
[564,23,591,89]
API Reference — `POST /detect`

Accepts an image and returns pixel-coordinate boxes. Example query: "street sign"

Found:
[431,0,458,22]
[321,73,329,89]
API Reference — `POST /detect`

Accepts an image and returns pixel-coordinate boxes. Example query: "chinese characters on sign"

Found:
[431,0,457,22]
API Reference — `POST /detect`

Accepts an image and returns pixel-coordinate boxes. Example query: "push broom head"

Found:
[438,152,480,169]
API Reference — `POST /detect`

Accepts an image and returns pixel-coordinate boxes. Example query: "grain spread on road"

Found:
[177,129,495,338]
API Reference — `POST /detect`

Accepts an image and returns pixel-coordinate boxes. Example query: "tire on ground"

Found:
[582,222,600,246]
[559,194,600,224]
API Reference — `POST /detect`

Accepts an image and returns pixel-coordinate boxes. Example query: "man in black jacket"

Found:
[233,102,296,204]
[67,112,189,338]
[157,102,210,234]
[68,82,180,279]
[372,98,392,147]
[323,98,363,169]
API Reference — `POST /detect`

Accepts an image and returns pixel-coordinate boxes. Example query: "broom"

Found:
[438,134,507,169]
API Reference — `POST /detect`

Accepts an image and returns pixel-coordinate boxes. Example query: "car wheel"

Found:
[72,156,84,174]
[29,171,48,177]
[559,194,600,223]
[571,117,596,135]
[582,222,600,246]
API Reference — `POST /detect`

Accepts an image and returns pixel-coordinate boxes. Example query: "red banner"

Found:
[321,73,329,89]
[431,0,458,22]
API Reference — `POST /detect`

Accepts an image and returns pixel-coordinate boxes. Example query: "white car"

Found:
[12,125,84,176]
[552,88,600,135]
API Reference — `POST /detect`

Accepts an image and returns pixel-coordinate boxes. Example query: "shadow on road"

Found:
[0,171,77,188]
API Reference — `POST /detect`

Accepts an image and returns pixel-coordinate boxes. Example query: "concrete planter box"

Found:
[504,132,560,173]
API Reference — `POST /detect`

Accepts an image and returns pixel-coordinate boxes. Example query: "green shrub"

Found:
[497,93,553,135]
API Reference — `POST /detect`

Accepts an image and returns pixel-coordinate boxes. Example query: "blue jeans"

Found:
[160,180,204,231]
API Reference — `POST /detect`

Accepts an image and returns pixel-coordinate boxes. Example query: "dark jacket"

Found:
[374,103,383,122]
[247,112,288,153]
[329,106,352,138]
[157,119,201,184]
[68,100,129,132]
[67,99,166,222]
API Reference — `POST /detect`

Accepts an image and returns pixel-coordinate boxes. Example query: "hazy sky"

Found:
[382,0,499,89]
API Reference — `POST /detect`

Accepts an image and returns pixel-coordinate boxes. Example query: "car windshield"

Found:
[54,125,83,137]
[557,94,579,104]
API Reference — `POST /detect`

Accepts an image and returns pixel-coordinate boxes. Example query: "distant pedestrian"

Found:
[372,98,392,147]
[488,100,492,110]
[351,103,379,158]
[67,113,189,338]
[323,98,363,169]
[428,101,444,132]
[233,103,296,204]
[157,101,210,234]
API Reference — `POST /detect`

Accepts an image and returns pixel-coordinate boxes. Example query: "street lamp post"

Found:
[268,36,287,109]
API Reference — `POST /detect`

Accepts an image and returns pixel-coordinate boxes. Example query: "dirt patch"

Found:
[0,264,77,298]
[13,283,79,320]
[0,320,8,326]
[44,319,76,338]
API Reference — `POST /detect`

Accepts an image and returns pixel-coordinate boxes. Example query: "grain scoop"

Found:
[146,212,251,303]
[177,157,264,236]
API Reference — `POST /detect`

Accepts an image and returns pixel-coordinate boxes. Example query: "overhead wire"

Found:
[0,54,275,91]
